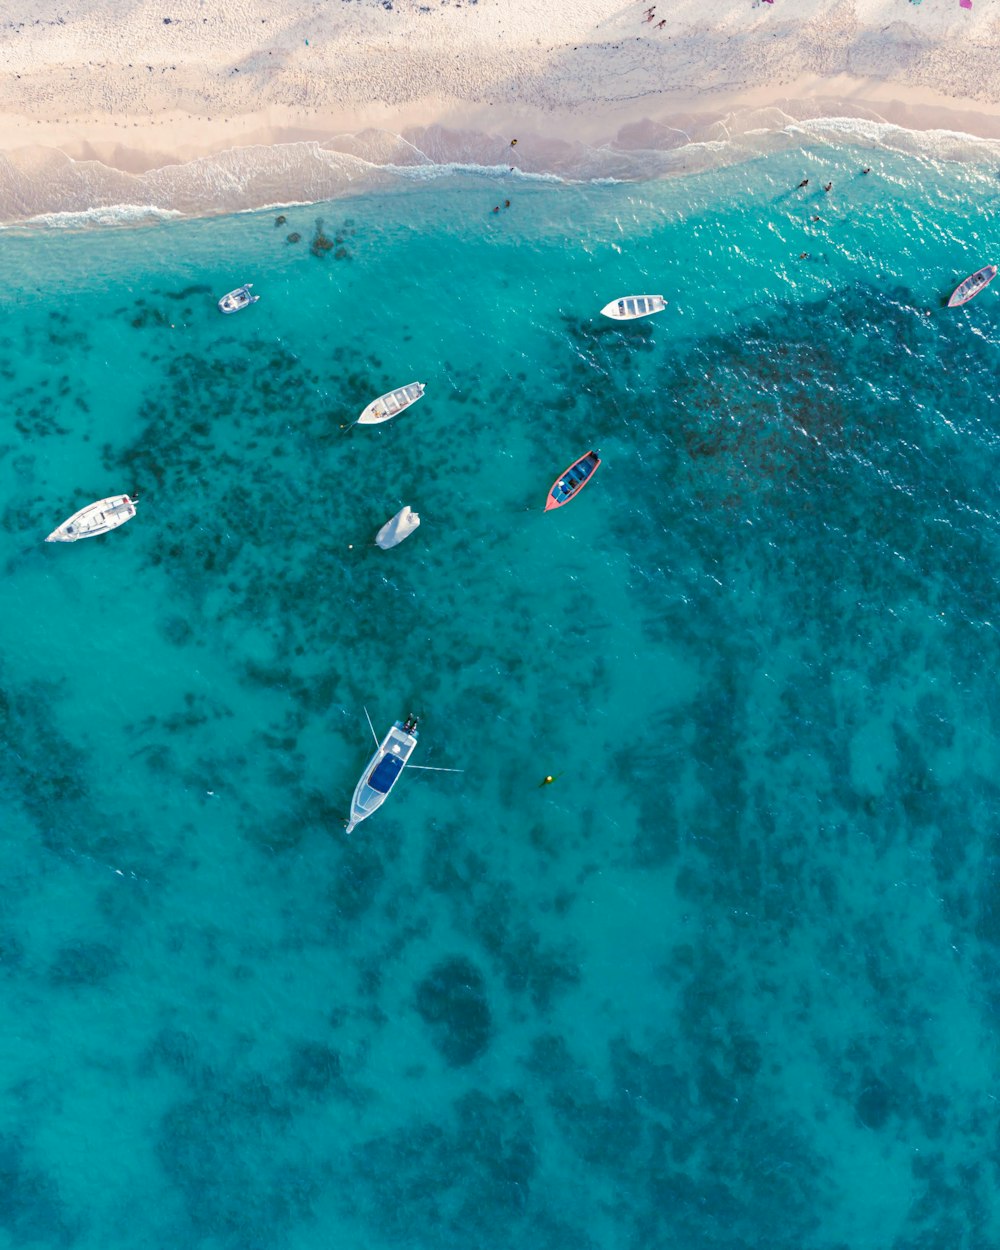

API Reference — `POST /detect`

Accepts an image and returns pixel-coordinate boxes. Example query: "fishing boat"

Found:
[346,715,421,834]
[600,294,667,320]
[357,382,425,426]
[947,265,997,308]
[45,495,137,543]
[217,283,260,314]
[544,450,601,511]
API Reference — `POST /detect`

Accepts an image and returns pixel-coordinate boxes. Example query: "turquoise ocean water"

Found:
[1,141,999,1249]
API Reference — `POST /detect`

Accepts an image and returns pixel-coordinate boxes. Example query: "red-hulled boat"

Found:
[544,450,601,511]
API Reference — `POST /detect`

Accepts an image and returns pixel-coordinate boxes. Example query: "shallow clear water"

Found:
[1,145,999,1250]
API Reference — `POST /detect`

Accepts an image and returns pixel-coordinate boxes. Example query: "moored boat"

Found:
[357,382,425,426]
[375,505,421,549]
[544,451,601,511]
[45,495,137,543]
[601,294,667,320]
[217,283,260,314]
[947,265,997,308]
[346,716,420,833]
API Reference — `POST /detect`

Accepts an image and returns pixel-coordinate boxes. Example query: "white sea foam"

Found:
[7,203,184,231]
[2,112,999,230]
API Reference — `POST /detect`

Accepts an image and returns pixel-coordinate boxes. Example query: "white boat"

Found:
[346,715,421,833]
[218,283,260,314]
[375,505,421,549]
[357,382,425,426]
[947,265,997,308]
[45,495,137,543]
[600,294,667,321]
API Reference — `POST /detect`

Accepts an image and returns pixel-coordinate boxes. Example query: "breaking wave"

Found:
[1,109,999,229]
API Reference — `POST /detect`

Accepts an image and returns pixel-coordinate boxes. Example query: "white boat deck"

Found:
[601,294,667,320]
[46,495,137,543]
[358,382,426,425]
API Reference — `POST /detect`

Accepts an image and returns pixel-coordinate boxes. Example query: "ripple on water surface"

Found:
[0,150,997,1250]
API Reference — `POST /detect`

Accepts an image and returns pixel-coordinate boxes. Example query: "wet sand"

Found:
[1,0,996,220]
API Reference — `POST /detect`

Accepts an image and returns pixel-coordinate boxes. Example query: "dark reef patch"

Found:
[471,883,579,1011]
[0,665,107,858]
[156,1073,314,1248]
[415,955,491,1066]
[48,940,119,987]
[0,1134,80,1246]
[349,1090,539,1248]
[163,284,212,300]
[287,1041,346,1098]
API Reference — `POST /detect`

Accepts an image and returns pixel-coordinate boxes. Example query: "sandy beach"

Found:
[1,0,998,220]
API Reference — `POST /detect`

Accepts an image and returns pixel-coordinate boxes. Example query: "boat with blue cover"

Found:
[345,711,464,833]
[545,450,601,511]
[346,715,421,833]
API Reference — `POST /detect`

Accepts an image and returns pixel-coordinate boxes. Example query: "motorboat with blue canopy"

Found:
[346,715,420,833]
[344,711,464,833]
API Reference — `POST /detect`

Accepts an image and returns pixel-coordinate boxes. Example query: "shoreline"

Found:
[1,0,999,224]
[14,75,1000,176]
[3,87,999,229]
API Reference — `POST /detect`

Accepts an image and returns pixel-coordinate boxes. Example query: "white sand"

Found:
[1,0,997,220]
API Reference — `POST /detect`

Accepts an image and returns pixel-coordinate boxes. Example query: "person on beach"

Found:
[510,139,518,147]
[861,167,871,174]
[645,9,656,21]
[656,18,666,27]
[797,179,809,188]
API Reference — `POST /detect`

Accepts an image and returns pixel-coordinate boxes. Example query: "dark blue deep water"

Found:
[1,144,999,1249]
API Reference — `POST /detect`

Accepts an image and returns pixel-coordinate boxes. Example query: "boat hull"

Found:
[46,495,137,543]
[346,721,419,833]
[218,284,259,314]
[376,505,421,549]
[545,451,601,511]
[947,265,997,307]
[601,294,667,320]
[357,382,425,425]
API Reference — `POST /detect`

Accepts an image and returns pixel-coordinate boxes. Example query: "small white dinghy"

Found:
[376,505,421,550]
[357,382,425,426]
[46,495,137,543]
[217,283,259,314]
[600,294,667,321]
